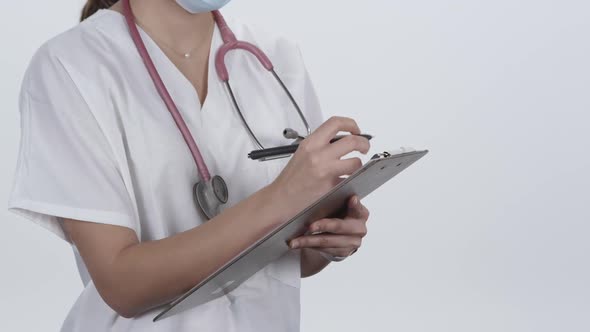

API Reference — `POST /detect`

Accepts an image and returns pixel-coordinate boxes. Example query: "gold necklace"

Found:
[135,19,209,59]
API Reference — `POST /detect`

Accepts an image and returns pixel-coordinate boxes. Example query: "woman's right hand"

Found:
[270,116,371,217]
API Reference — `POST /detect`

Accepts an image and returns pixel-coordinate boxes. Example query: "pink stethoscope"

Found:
[122,0,310,219]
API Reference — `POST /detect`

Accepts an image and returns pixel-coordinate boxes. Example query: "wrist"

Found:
[264,179,297,220]
[319,248,358,263]
[301,248,331,277]
[318,251,346,262]
[260,181,295,224]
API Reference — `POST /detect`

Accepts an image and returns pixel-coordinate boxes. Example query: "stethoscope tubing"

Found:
[212,10,311,149]
[123,0,312,182]
[122,0,212,182]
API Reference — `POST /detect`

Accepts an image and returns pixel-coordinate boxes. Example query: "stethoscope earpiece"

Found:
[283,128,306,142]
[282,128,299,139]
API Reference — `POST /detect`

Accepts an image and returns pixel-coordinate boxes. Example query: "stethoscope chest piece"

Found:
[194,175,229,220]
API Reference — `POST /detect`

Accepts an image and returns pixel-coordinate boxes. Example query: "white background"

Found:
[1,1,589,331]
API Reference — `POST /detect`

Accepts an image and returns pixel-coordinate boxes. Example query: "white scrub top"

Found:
[7,8,324,332]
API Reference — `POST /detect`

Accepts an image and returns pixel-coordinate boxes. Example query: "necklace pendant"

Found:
[184,53,190,58]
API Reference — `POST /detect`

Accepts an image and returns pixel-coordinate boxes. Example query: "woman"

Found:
[8,0,371,331]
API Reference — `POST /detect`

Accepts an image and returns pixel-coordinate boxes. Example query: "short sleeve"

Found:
[7,46,138,242]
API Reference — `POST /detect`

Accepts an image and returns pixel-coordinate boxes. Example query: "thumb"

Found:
[347,195,363,218]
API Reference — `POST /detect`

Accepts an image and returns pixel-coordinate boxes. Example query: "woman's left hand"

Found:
[289,195,369,259]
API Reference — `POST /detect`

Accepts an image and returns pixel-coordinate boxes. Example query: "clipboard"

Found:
[154,148,428,321]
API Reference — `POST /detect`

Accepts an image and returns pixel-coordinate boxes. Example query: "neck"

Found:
[112,0,215,51]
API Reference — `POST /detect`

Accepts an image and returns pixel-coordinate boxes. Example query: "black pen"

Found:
[248,134,373,161]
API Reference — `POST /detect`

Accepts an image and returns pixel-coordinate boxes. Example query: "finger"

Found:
[347,196,370,221]
[325,135,371,159]
[360,203,370,222]
[347,195,359,209]
[332,176,347,188]
[290,234,362,249]
[305,116,361,148]
[308,217,367,237]
[328,157,363,177]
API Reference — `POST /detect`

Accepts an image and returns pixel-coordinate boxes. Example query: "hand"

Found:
[288,195,369,259]
[270,116,371,218]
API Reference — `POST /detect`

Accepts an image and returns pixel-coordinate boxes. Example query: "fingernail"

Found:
[353,196,359,206]
[290,240,299,249]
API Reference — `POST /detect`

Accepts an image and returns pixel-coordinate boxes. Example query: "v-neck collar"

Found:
[96,8,221,115]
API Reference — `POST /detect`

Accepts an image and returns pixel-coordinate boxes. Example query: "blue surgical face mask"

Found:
[175,0,232,13]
